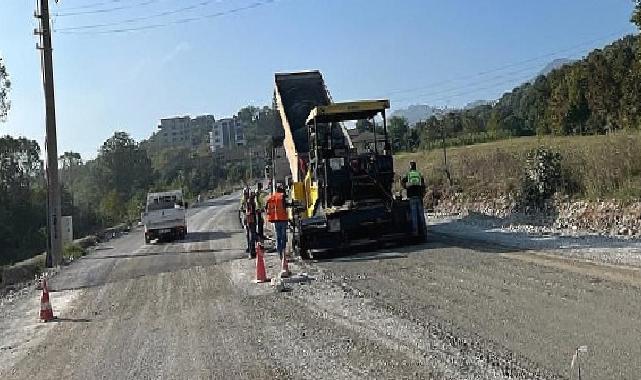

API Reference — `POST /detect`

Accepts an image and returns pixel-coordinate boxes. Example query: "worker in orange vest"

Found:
[265,182,289,259]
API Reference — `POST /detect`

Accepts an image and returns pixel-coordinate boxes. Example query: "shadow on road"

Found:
[315,252,407,263]
[182,231,236,243]
[82,249,219,260]
[50,317,92,323]
[49,248,245,292]
[310,229,523,263]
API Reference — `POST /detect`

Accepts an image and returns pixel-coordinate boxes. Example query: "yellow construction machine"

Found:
[274,71,415,259]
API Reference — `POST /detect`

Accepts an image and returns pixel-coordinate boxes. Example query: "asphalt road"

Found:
[2,195,641,379]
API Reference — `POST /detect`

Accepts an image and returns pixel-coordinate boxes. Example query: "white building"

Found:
[155,115,215,150]
[209,116,246,152]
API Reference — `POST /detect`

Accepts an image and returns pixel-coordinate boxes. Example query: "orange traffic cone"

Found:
[280,254,291,278]
[254,242,269,283]
[40,279,55,322]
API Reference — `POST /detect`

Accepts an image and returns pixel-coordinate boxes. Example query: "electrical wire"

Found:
[392,32,635,106]
[391,62,551,104]
[55,0,275,34]
[55,0,162,17]
[381,29,630,99]
[56,0,224,31]
[412,73,539,106]
[58,0,132,12]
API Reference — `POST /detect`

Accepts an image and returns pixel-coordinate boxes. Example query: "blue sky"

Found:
[0,0,638,159]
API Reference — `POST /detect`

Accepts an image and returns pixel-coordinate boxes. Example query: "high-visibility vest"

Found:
[266,192,288,222]
[407,170,423,186]
[256,192,265,209]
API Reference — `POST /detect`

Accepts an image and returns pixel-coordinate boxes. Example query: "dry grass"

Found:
[395,132,641,202]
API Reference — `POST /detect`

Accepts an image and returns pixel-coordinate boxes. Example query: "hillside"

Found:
[396,132,641,202]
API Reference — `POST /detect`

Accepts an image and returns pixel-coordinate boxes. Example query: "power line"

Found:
[55,0,276,34]
[412,73,538,106]
[55,0,162,17]
[59,0,131,12]
[389,30,634,106]
[56,0,223,31]
[381,29,630,99]
[391,63,546,104]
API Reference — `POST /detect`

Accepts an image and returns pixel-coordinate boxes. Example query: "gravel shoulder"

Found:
[428,213,641,267]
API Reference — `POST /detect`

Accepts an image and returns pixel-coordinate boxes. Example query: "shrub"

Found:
[517,147,562,213]
[63,243,86,261]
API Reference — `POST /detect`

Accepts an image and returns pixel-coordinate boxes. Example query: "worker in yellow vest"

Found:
[265,183,289,259]
[402,160,427,239]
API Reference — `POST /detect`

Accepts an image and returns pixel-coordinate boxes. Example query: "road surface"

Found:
[2,194,641,379]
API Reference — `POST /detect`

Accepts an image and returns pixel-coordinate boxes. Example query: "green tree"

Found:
[388,116,410,151]
[100,190,124,225]
[633,1,641,30]
[634,1,641,60]
[486,110,502,135]
[0,136,46,265]
[59,151,82,194]
[96,132,153,201]
[0,57,10,122]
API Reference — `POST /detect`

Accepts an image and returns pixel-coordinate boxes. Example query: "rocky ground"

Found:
[435,195,641,239]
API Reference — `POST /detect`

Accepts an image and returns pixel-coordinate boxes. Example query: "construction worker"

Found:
[266,182,289,259]
[255,182,266,240]
[244,191,258,258]
[402,160,427,239]
[239,184,251,226]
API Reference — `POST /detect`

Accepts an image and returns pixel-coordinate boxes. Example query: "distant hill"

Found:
[391,104,440,125]
[535,58,576,79]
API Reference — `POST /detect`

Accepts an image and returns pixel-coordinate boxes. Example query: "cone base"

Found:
[40,315,56,323]
[253,278,270,283]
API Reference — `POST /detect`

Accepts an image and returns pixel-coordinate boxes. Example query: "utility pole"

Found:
[35,0,62,267]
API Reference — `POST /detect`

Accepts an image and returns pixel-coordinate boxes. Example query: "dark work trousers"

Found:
[256,212,265,240]
[246,222,257,257]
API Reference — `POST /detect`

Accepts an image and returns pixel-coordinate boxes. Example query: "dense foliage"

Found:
[0,136,46,265]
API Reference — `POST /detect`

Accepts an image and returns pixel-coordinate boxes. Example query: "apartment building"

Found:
[153,115,215,150]
[209,116,246,152]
